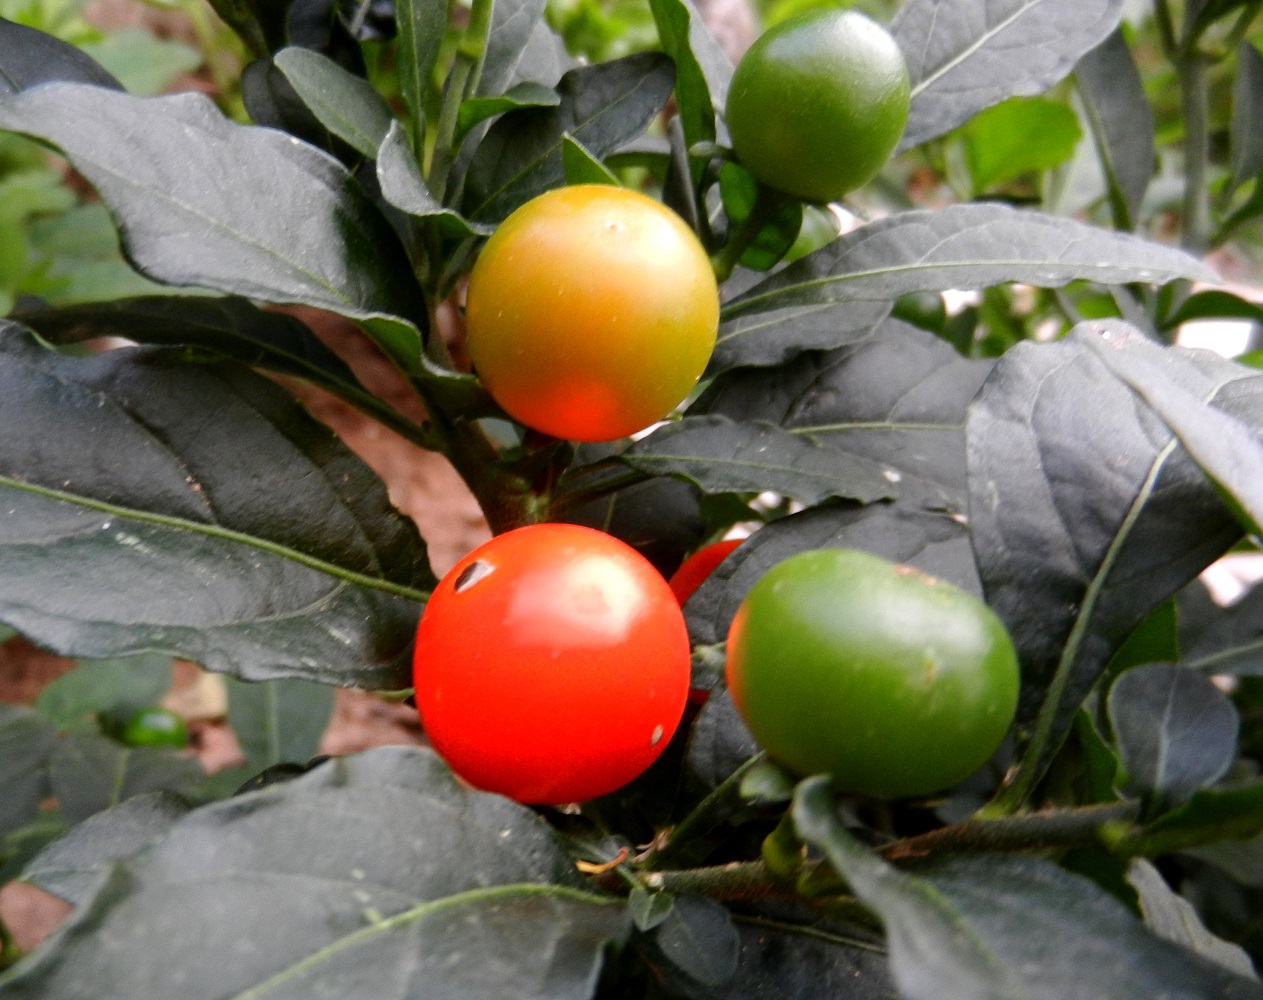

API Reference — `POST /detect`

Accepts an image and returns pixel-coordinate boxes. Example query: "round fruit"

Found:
[667,538,743,605]
[464,184,719,443]
[725,548,1019,798]
[725,10,910,203]
[413,523,691,804]
[121,707,188,748]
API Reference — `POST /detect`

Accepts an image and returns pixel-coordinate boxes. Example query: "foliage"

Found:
[1,0,1263,996]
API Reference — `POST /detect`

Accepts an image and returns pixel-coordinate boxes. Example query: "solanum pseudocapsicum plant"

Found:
[5,0,1263,995]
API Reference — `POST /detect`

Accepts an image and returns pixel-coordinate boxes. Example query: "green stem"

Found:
[710,186,789,283]
[882,800,1141,861]
[642,859,797,901]
[1223,1,1263,53]
[1154,0,1179,59]
[427,0,495,202]
[1179,49,1212,254]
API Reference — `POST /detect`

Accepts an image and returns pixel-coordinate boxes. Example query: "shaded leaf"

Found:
[1108,663,1239,806]
[684,689,759,795]
[647,0,732,149]
[458,82,561,139]
[891,0,1124,150]
[463,52,675,222]
[23,791,195,907]
[649,894,740,989]
[697,318,994,511]
[1183,579,1263,676]
[0,17,121,94]
[685,502,977,646]
[35,655,174,731]
[477,0,571,97]
[48,732,204,825]
[274,46,396,159]
[1231,42,1263,193]
[722,204,1215,321]
[792,776,1263,1000]
[968,324,1245,803]
[394,0,445,137]
[0,748,630,1000]
[1075,27,1155,230]
[0,325,426,688]
[0,704,57,837]
[710,298,889,373]
[1126,858,1259,980]
[0,83,426,372]
[225,676,336,773]
[377,120,493,236]
[623,416,898,508]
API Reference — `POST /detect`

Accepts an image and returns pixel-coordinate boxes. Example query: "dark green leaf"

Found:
[1116,782,1263,858]
[0,17,121,94]
[463,52,675,222]
[623,416,898,508]
[1231,42,1263,192]
[650,894,740,988]
[0,748,631,1000]
[685,503,978,646]
[646,0,732,149]
[718,164,802,271]
[1075,27,1155,231]
[393,0,445,138]
[477,0,572,97]
[628,886,675,931]
[684,689,758,795]
[0,83,427,372]
[1126,858,1259,979]
[458,81,561,139]
[560,133,621,186]
[1108,663,1239,805]
[722,205,1215,321]
[23,791,195,907]
[968,324,1245,803]
[1166,290,1263,329]
[0,325,426,688]
[35,655,174,731]
[0,704,57,837]
[274,46,396,159]
[225,676,335,773]
[792,776,1263,1000]
[710,297,889,373]
[1183,580,1263,676]
[48,731,204,825]
[892,0,1124,150]
[377,120,494,236]
[697,318,994,511]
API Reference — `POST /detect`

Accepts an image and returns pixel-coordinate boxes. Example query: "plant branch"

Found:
[1178,49,1213,254]
[881,800,1142,861]
[710,185,790,283]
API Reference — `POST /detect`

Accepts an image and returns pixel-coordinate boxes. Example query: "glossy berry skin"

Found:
[464,185,719,442]
[725,548,1019,799]
[725,10,910,204]
[667,539,743,605]
[413,524,691,805]
[121,707,188,748]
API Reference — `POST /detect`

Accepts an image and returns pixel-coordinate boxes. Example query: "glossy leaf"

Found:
[623,416,898,508]
[649,894,740,989]
[1075,27,1155,231]
[721,204,1216,321]
[646,0,732,149]
[968,323,1246,804]
[710,298,889,373]
[0,83,427,372]
[477,0,571,97]
[463,52,675,222]
[1126,859,1259,980]
[394,0,445,138]
[1183,580,1263,676]
[0,324,427,689]
[0,748,630,1000]
[1108,663,1239,805]
[0,17,121,94]
[377,120,494,236]
[792,777,1263,1000]
[458,82,561,139]
[560,133,621,185]
[274,46,396,159]
[696,318,994,511]
[891,0,1124,150]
